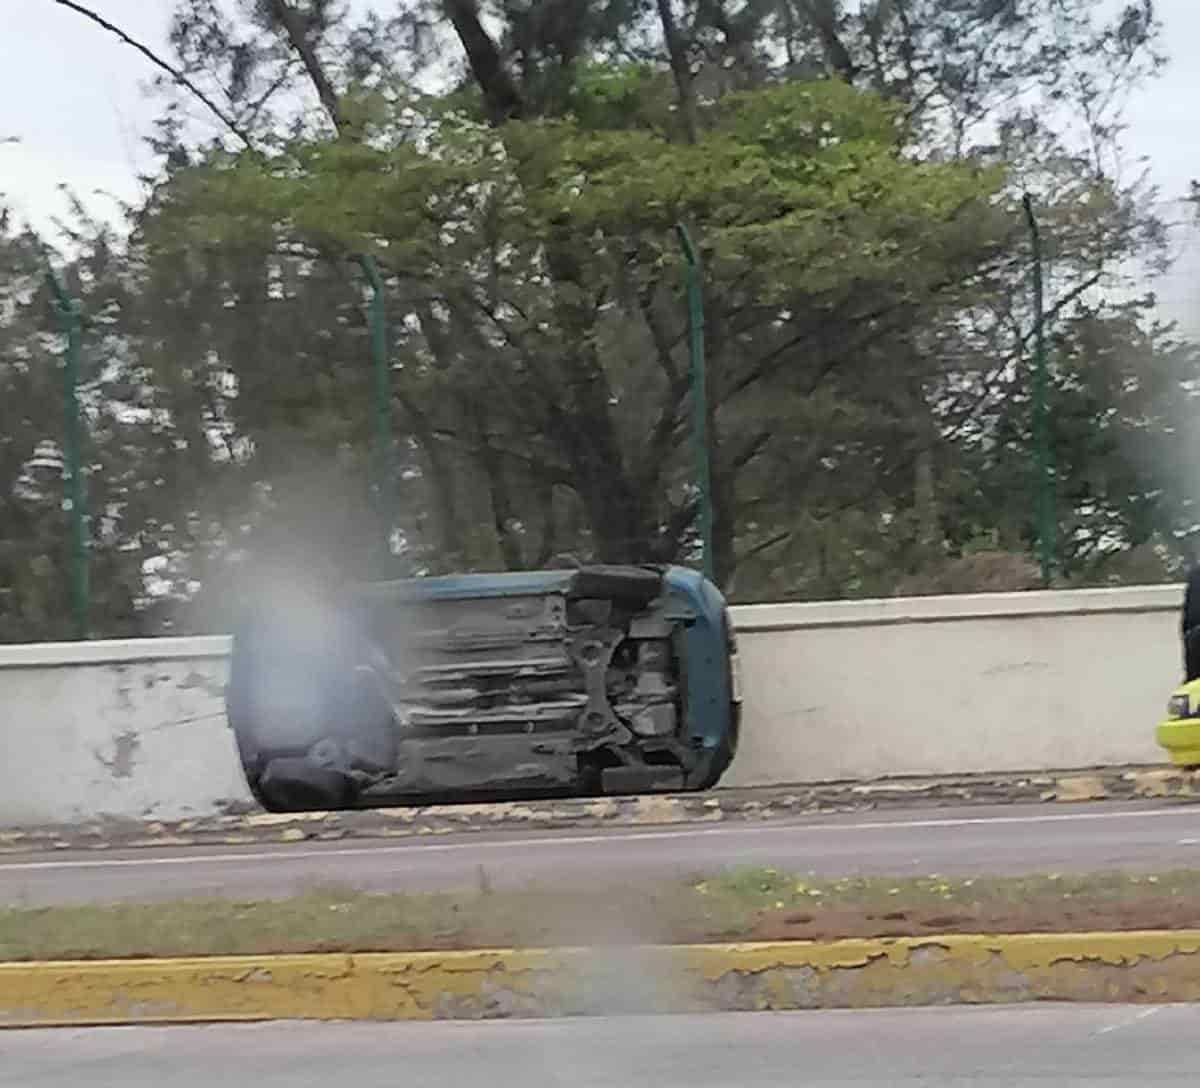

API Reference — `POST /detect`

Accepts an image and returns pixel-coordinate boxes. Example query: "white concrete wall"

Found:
[0,638,252,825]
[724,585,1181,787]
[0,585,1183,824]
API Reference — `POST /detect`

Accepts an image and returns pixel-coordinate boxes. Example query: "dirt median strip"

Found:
[7,869,1200,962]
[9,868,1200,1023]
[2,765,1199,855]
[5,931,1200,1025]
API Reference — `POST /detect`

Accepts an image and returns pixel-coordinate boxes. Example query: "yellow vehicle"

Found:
[1157,567,1200,767]
[1157,679,1200,767]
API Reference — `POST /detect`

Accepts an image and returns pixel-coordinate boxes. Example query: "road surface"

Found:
[4,800,1200,905]
[4,1005,1199,1086]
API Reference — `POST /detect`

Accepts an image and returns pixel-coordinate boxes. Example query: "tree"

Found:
[10,0,1180,642]
[145,65,1005,579]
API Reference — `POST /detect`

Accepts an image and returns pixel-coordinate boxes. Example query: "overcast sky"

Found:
[3,1,1198,242]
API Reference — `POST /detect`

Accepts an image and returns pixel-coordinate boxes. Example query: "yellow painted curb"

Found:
[5,932,1200,1026]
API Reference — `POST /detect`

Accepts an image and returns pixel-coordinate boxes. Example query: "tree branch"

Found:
[655,0,700,142]
[429,424,571,481]
[443,0,525,123]
[244,59,301,130]
[266,0,343,132]
[535,480,560,568]
[941,270,1107,438]
[796,0,857,81]
[51,0,253,147]
[892,0,921,100]
[737,529,792,564]
[660,497,699,555]
[728,239,1013,405]
[637,279,683,386]
[640,384,688,496]
[393,388,466,562]
[732,429,772,470]
[467,404,524,570]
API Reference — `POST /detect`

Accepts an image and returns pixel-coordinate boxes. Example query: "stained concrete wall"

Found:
[722,585,1180,788]
[0,638,250,825]
[0,585,1183,824]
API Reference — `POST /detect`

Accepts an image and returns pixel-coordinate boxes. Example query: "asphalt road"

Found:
[5,1005,1200,1086]
[4,799,1200,905]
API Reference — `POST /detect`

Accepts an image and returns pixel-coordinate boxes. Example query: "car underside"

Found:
[226,564,740,812]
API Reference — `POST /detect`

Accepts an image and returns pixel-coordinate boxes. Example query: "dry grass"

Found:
[5,868,1200,962]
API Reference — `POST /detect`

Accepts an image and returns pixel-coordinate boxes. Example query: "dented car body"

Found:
[226,564,741,811]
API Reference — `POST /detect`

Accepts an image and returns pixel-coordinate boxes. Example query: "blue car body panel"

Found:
[662,566,734,753]
[355,570,579,602]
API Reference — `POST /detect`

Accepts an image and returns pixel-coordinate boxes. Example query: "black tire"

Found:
[1185,565,1200,632]
[1186,629,1200,684]
[257,758,351,812]
[1184,566,1200,680]
[234,736,279,812]
[226,598,395,811]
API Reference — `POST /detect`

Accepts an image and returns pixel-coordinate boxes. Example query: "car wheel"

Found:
[257,758,351,812]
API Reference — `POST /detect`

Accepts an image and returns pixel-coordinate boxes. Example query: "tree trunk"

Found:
[470,407,525,570]
[655,0,700,142]
[797,0,857,80]
[908,376,941,568]
[395,392,466,568]
[535,480,559,567]
[266,0,345,132]
[443,0,525,122]
[444,5,664,568]
[915,444,938,557]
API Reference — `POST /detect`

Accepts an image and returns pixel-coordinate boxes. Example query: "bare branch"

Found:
[796,0,857,81]
[737,529,792,564]
[661,497,699,554]
[534,481,559,568]
[442,0,524,123]
[731,429,771,470]
[637,279,682,387]
[428,424,570,480]
[244,59,302,130]
[51,0,254,148]
[942,269,1107,437]
[266,0,344,132]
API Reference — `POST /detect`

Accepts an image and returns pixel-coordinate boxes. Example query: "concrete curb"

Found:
[4,932,1200,1026]
[2,765,1197,856]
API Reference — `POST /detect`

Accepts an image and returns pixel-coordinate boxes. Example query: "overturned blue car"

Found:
[226,564,742,811]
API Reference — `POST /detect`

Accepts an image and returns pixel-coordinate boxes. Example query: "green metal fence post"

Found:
[358,254,393,521]
[674,224,715,582]
[44,267,89,639]
[1022,193,1055,586]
